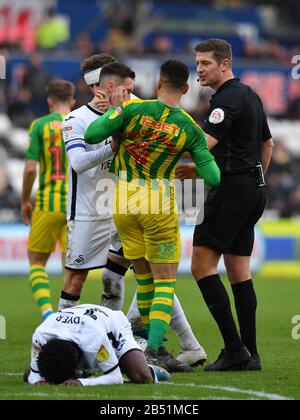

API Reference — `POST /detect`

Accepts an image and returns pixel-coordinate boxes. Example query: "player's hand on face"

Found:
[175,163,197,180]
[21,201,33,225]
[94,90,110,112]
[110,86,129,107]
[62,379,83,387]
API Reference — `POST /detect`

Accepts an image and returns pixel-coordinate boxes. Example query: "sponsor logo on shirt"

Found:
[50,121,63,130]
[141,116,180,136]
[209,108,225,124]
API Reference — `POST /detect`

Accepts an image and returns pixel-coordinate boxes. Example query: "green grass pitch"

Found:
[0,272,299,400]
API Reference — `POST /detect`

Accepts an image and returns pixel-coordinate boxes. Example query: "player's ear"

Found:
[182,83,189,95]
[221,58,231,72]
[47,97,53,108]
[70,98,76,109]
[107,80,115,94]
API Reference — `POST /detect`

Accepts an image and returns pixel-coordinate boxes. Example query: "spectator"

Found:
[0,165,19,211]
[74,33,95,58]
[36,8,70,51]
[23,54,52,117]
[266,140,298,217]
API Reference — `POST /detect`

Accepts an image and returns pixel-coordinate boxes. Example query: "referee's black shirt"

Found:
[204,78,272,174]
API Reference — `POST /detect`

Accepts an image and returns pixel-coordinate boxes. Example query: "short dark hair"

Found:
[194,39,232,64]
[99,62,136,83]
[81,54,117,74]
[37,339,82,385]
[47,80,75,102]
[160,59,189,90]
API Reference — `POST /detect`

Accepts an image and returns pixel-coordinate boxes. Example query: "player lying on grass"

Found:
[24,304,170,386]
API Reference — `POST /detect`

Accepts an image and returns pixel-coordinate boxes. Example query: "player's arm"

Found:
[72,335,123,387]
[85,106,126,145]
[63,116,114,175]
[177,126,220,187]
[261,111,274,174]
[190,150,220,187]
[22,120,40,225]
[262,138,274,174]
[26,344,48,385]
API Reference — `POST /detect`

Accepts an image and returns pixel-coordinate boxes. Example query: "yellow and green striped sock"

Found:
[29,265,53,320]
[148,278,176,350]
[136,273,155,334]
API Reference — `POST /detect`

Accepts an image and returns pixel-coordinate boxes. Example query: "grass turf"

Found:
[0,272,299,400]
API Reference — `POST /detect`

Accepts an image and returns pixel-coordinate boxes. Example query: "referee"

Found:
[177,39,274,371]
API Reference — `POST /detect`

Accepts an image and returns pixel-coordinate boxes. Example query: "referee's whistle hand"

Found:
[175,163,197,180]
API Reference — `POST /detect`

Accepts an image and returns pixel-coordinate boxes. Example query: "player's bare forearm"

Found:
[21,161,37,224]
[261,138,274,174]
[22,171,36,204]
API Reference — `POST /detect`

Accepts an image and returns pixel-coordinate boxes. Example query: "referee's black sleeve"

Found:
[204,95,242,143]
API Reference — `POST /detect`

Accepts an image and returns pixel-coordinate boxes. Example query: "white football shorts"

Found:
[65,219,113,271]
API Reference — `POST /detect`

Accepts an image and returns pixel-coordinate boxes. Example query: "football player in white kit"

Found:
[24,304,170,385]
[58,58,135,310]
[60,55,207,371]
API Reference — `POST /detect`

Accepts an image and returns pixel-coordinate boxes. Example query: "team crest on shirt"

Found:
[97,345,109,362]
[108,107,123,120]
[209,108,225,124]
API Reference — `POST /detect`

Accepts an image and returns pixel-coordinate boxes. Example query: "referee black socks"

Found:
[232,279,258,356]
[197,274,243,353]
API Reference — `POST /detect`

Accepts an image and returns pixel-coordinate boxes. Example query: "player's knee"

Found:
[130,369,153,384]
[192,261,205,280]
[225,260,250,284]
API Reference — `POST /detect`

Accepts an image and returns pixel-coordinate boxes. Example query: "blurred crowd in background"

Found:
[0,0,300,222]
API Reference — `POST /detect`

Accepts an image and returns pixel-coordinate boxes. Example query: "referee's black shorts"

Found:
[193,173,266,256]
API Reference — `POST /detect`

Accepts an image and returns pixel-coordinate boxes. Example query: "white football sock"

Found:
[101,268,125,310]
[57,298,79,311]
[170,295,200,351]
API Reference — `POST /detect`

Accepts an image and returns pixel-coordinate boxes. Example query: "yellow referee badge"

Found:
[97,345,110,362]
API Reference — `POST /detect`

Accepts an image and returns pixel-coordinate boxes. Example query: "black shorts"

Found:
[193,173,266,256]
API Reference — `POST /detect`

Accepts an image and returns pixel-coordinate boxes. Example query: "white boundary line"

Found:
[165,382,294,401]
[1,373,294,400]
[2,372,23,376]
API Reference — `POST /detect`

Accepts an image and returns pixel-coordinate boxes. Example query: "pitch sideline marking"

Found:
[165,382,293,401]
[1,373,294,400]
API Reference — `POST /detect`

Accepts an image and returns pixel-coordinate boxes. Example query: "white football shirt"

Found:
[29,305,128,383]
[62,105,116,221]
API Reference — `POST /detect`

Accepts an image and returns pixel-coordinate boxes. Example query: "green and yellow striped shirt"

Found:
[26,113,68,212]
[85,99,220,187]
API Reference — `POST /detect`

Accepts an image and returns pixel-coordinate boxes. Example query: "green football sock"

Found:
[29,265,53,320]
[136,273,155,334]
[148,278,175,350]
